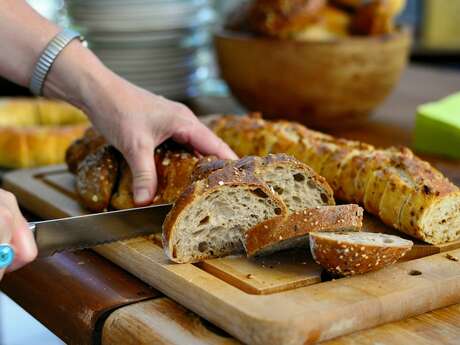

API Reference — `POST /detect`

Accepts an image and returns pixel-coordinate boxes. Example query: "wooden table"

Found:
[2,64,460,345]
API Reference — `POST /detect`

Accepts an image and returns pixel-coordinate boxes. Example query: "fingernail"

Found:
[134,188,151,205]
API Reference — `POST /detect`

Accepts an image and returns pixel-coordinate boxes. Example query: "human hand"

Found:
[41,36,237,206]
[0,189,37,280]
[80,76,238,205]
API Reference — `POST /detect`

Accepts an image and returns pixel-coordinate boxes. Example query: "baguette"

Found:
[162,163,288,263]
[245,204,363,256]
[210,114,460,244]
[65,127,106,174]
[309,231,413,276]
[76,145,119,212]
[164,153,335,262]
[110,145,200,209]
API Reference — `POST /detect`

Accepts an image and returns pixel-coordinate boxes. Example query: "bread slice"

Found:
[245,204,363,257]
[192,154,335,212]
[309,232,413,277]
[162,165,288,263]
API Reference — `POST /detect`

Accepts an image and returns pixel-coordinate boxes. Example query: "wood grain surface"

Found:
[102,297,460,345]
[102,298,241,345]
[4,165,460,345]
[0,250,158,345]
[3,65,460,345]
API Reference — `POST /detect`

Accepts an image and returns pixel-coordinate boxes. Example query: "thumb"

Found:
[122,143,157,206]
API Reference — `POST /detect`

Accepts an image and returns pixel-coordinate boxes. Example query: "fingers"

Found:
[122,142,158,206]
[172,109,238,160]
[0,190,37,273]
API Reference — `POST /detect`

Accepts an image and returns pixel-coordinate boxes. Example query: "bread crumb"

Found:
[446,253,459,262]
[246,274,254,279]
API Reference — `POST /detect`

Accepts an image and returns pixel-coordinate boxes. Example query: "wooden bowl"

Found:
[214,29,411,128]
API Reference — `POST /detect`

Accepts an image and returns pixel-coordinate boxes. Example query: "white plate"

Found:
[70,8,215,32]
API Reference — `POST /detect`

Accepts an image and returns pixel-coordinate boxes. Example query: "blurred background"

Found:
[0,1,459,344]
[1,0,459,98]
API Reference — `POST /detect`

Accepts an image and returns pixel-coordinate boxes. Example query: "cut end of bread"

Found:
[163,181,286,263]
[419,193,460,244]
[309,232,413,276]
[246,204,364,257]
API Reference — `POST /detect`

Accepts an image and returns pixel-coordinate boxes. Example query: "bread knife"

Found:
[27,204,172,258]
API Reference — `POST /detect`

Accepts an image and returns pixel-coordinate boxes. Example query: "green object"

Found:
[413,92,460,159]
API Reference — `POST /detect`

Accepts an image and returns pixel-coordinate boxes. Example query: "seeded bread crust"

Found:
[76,145,119,212]
[245,204,363,256]
[67,130,201,211]
[210,114,460,244]
[65,127,106,174]
[309,232,413,276]
[162,165,288,263]
[191,153,334,206]
[110,147,200,209]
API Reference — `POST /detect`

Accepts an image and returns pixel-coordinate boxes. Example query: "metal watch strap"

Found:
[29,28,87,96]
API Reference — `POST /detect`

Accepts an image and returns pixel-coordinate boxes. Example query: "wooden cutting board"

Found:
[4,165,460,345]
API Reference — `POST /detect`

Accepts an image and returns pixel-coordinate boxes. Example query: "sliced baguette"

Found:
[309,232,413,276]
[245,204,364,257]
[162,164,287,263]
[210,114,460,244]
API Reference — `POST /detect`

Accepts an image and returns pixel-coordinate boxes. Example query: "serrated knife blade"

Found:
[29,204,172,257]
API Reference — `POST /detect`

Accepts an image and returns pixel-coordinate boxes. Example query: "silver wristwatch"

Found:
[29,28,87,96]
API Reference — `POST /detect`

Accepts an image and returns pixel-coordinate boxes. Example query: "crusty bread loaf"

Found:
[245,204,363,256]
[0,98,89,168]
[110,145,200,209]
[76,145,119,212]
[210,114,460,244]
[66,127,107,174]
[350,0,406,35]
[246,0,326,38]
[162,163,288,263]
[67,129,201,212]
[309,231,413,276]
[163,153,337,263]
[292,5,351,41]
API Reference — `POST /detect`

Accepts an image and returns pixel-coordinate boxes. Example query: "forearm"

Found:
[0,0,59,86]
[0,0,120,113]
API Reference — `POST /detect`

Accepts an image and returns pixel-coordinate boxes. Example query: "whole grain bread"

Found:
[76,145,119,212]
[163,153,339,263]
[210,114,460,244]
[309,231,413,276]
[162,163,288,263]
[192,154,335,211]
[246,204,363,256]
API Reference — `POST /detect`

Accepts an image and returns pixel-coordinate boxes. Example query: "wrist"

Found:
[42,40,116,115]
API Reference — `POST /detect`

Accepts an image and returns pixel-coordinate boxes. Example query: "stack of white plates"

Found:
[66,0,215,99]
